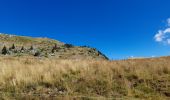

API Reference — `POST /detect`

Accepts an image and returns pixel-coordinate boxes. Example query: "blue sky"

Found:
[0,0,170,59]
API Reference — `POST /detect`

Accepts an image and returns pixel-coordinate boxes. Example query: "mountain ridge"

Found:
[0,33,108,60]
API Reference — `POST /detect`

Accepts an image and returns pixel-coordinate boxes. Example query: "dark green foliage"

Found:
[51,44,59,53]
[11,44,15,49]
[64,43,73,48]
[9,44,15,50]
[21,46,24,51]
[44,52,48,57]
[81,45,90,48]
[97,50,109,60]
[34,51,41,56]
[30,45,34,50]
[51,48,55,53]
[13,50,18,53]
[1,45,8,55]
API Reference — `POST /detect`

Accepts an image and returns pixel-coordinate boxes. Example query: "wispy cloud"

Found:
[168,18,170,26]
[154,18,170,44]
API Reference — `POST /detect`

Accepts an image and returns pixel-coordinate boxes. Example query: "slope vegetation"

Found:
[0,56,169,99]
[0,33,108,60]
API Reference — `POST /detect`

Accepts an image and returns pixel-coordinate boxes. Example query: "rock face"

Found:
[0,33,108,60]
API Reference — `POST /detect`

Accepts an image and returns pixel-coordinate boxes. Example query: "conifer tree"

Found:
[51,48,55,53]
[11,44,15,49]
[21,46,24,51]
[2,45,8,55]
[30,45,33,50]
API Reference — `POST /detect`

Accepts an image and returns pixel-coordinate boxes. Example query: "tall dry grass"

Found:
[0,56,170,99]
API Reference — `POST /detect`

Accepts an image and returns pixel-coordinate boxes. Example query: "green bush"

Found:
[1,45,8,55]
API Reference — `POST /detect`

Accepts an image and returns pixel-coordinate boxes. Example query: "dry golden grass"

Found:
[0,56,170,99]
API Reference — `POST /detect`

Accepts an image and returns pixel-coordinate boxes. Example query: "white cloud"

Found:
[164,28,170,33]
[154,18,170,45]
[154,30,164,42]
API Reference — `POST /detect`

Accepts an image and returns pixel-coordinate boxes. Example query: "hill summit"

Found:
[0,33,108,60]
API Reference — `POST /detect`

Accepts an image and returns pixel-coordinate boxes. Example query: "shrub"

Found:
[51,48,55,53]
[11,44,15,49]
[34,51,41,56]
[21,46,24,51]
[1,45,8,55]
[51,44,59,53]
[30,45,34,50]
[44,52,48,58]
[80,45,90,48]
[9,44,15,50]
[64,43,73,48]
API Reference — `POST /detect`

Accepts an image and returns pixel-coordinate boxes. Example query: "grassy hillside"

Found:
[0,56,170,99]
[0,33,108,60]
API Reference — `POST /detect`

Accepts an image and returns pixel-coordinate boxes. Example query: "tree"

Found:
[51,48,55,53]
[11,44,15,49]
[51,44,59,53]
[21,46,24,51]
[2,46,8,55]
[30,45,34,50]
